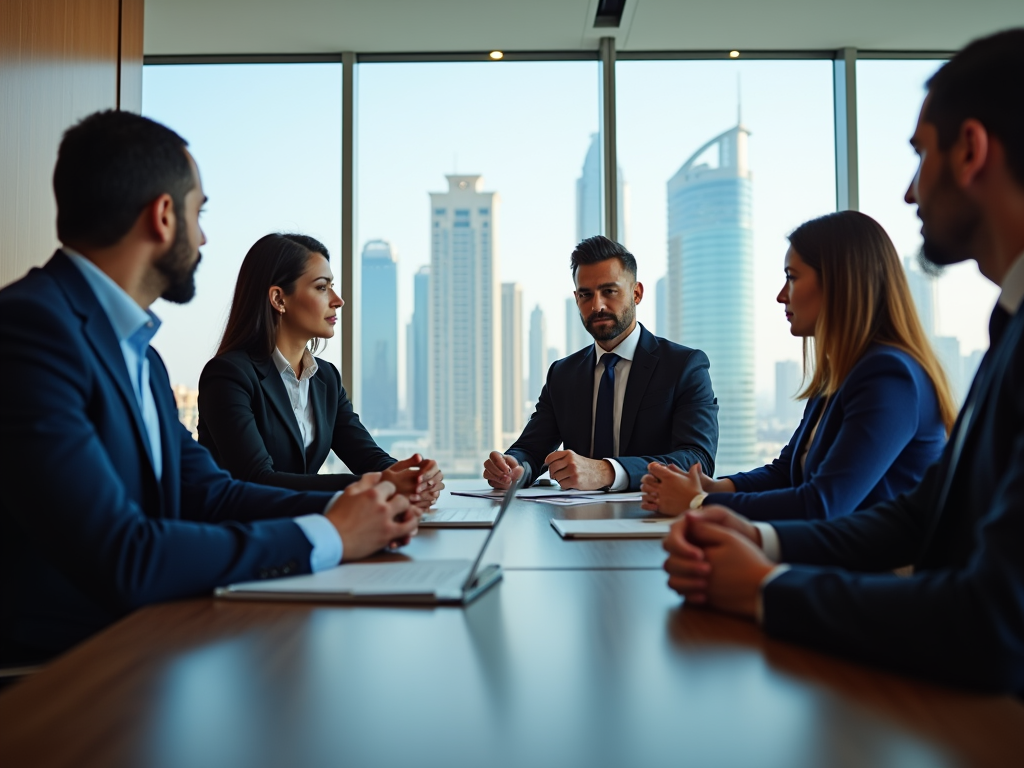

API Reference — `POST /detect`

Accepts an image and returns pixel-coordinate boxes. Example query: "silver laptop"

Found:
[214,475,524,606]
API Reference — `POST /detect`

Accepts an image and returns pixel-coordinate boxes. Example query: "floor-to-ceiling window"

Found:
[616,58,836,472]
[356,60,600,474]
[142,63,343,436]
[857,58,997,404]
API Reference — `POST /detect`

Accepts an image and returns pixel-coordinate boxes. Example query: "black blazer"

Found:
[198,350,396,491]
[0,253,330,665]
[762,304,1024,695]
[507,325,719,490]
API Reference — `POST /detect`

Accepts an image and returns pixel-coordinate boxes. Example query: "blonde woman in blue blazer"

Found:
[641,210,957,522]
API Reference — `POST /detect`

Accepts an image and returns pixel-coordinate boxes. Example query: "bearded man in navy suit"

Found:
[0,111,418,666]
[484,236,719,492]
[662,28,1024,695]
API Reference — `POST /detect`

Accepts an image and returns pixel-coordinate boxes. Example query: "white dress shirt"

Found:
[272,347,318,449]
[753,250,1024,623]
[590,322,642,491]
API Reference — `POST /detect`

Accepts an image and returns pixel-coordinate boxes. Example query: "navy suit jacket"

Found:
[0,252,335,665]
[709,345,946,521]
[762,305,1024,695]
[507,325,718,490]
[197,350,395,491]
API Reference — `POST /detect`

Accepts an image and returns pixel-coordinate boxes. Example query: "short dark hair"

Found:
[53,110,194,247]
[925,28,1024,186]
[217,233,330,359]
[570,236,637,281]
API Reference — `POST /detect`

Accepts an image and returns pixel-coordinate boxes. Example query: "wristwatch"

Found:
[689,492,709,509]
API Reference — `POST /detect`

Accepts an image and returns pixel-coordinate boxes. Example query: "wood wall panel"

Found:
[0,0,143,288]
[118,0,144,112]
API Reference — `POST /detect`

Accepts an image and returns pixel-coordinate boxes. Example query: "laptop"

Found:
[214,475,524,606]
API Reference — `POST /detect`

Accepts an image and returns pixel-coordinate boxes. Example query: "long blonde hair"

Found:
[790,211,957,434]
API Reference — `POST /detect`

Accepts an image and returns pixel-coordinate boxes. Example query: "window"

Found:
[141,63,343,401]
[616,59,837,473]
[356,61,600,474]
[857,59,997,403]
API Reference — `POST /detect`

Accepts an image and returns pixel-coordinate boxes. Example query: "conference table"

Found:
[1,482,1022,768]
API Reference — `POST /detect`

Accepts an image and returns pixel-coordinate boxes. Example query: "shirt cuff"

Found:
[606,459,628,491]
[755,564,791,624]
[294,507,344,572]
[753,522,781,562]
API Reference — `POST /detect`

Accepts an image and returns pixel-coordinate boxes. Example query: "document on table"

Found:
[451,489,645,503]
[549,518,672,538]
[526,492,644,506]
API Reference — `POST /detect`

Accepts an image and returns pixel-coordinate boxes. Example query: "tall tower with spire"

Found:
[665,119,756,475]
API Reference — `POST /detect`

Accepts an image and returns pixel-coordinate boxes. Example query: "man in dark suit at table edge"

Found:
[0,111,418,667]
[484,236,719,492]
[662,28,1024,695]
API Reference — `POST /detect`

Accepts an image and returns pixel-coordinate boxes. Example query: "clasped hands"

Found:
[381,453,445,510]
[483,449,615,490]
[661,505,776,620]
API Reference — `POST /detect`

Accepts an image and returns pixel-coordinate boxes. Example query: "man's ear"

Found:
[952,118,990,189]
[146,193,176,245]
[633,281,644,305]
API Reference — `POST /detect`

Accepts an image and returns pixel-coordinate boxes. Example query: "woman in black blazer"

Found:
[198,233,443,505]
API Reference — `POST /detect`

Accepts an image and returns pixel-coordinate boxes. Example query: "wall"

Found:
[0,0,143,287]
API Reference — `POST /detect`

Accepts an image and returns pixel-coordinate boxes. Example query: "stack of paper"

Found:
[450,488,644,506]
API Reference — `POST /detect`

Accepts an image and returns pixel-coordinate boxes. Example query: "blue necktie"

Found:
[593,353,621,459]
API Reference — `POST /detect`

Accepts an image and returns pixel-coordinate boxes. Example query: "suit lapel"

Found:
[619,328,658,453]
[919,308,1023,561]
[569,346,596,455]
[305,369,330,469]
[149,348,179,517]
[48,252,159,479]
[254,354,307,467]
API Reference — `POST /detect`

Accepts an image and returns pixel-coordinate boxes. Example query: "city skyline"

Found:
[139,61,999,469]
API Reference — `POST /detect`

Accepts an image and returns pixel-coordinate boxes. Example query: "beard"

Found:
[918,162,982,272]
[585,302,635,341]
[156,209,201,304]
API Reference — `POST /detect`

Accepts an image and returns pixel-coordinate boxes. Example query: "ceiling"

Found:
[145,0,1024,56]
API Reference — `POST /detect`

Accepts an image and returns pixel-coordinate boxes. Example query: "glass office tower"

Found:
[501,282,524,436]
[407,265,430,431]
[666,123,756,475]
[360,239,398,429]
[429,175,502,474]
[576,132,629,246]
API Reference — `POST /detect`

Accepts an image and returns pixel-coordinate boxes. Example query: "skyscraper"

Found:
[666,122,756,475]
[655,276,667,339]
[565,296,589,355]
[576,132,629,245]
[501,282,524,436]
[904,256,936,337]
[360,239,398,429]
[407,265,429,431]
[529,304,547,403]
[429,175,501,474]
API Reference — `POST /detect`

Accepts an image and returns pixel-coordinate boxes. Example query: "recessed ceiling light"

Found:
[489,51,504,60]
[729,50,740,59]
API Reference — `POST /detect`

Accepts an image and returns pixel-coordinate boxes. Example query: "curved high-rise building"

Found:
[666,124,756,475]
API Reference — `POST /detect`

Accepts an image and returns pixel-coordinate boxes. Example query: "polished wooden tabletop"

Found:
[2,481,1022,767]
[1,570,1022,768]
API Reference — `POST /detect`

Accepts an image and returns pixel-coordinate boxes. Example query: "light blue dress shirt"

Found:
[66,250,343,572]
[68,251,163,480]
